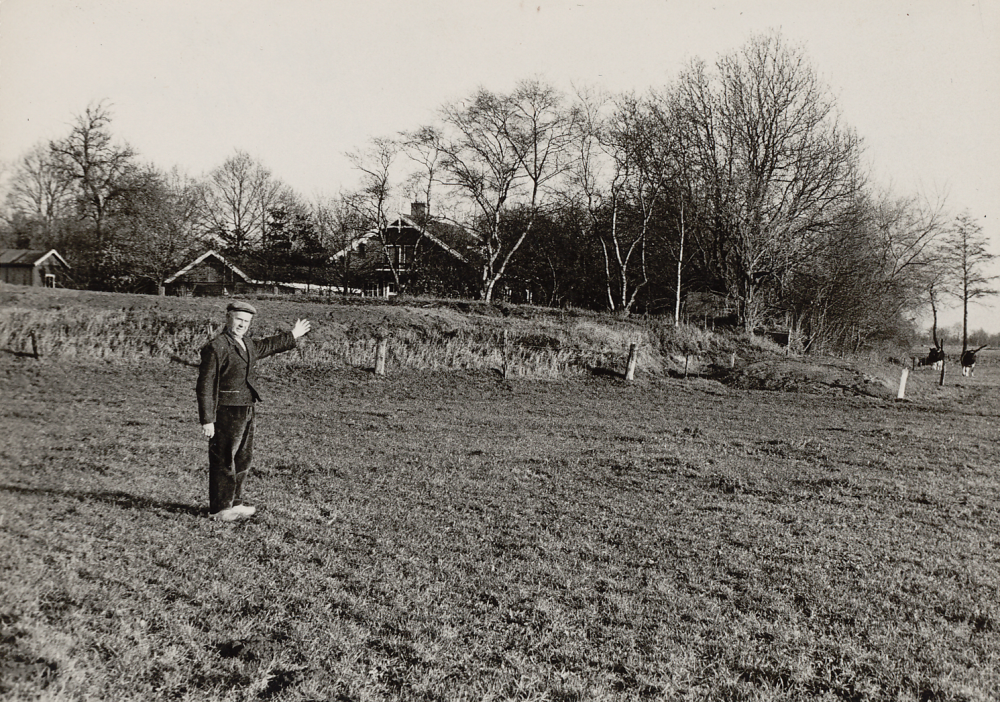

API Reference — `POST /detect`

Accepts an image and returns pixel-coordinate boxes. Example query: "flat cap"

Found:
[226,300,257,315]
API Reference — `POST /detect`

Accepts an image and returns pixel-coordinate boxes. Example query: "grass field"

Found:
[1,289,999,701]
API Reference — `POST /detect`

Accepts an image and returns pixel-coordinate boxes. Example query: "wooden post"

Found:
[683,354,690,379]
[30,331,40,359]
[502,329,511,379]
[896,367,909,400]
[625,343,638,381]
[730,352,736,369]
[375,337,387,376]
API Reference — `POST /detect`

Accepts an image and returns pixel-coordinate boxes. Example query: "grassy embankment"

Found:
[1,287,998,701]
[0,287,741,378]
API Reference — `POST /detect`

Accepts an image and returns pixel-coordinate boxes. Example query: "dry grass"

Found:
[1,287,998,701]
[2,359,998,701]
[0,288,684,379]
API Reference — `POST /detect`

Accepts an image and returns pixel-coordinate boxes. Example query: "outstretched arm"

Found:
[254,320,312,359]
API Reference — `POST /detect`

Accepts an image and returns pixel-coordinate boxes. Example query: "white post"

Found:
[625,343,638,381]
[375,338,387,376]
[897,367,909,400]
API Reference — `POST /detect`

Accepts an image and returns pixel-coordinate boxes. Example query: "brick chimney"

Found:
[410,202,427,219]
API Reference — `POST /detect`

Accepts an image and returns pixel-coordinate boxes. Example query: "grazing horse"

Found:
[961,345,987,377]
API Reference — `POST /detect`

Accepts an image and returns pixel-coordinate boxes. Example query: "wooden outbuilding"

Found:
[162,250,262,297]
[0,249,71,287]
[163,250,333,296]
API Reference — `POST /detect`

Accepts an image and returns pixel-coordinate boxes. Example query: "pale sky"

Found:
[1,0,998,331]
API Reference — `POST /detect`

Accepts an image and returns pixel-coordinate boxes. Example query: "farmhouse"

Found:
[332,203,479,298]
[0,249,71,288]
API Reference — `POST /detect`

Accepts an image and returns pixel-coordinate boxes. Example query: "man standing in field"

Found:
[196,301,311,521]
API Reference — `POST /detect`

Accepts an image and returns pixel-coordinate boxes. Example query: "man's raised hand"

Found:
[292,319,312,339]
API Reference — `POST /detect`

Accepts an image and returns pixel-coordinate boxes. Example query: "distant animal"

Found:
[961,345,987,377]
[917,346,945,371]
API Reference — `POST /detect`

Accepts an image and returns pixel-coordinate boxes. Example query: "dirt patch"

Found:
[714,357,898,400]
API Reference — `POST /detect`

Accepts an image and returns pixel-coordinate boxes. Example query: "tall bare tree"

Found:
[49,102,136,247]
[48,102,137,285]
[673,32,863,330]
[604,96,679,314]
[3,143,75,243]
[400,125,444,223]
[200,151,282,253]
[438,80,577,301]
[346,137,402,291]
[943,211,996,353]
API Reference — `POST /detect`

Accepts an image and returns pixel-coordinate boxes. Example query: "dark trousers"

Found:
[208,405,255,513]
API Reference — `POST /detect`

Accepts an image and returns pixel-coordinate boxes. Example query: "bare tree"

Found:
[871,192,951,351]
[346,137,402,291]
[570,89,631,312]
[943,211,996,354]
[314,191,369,297]
[113,166,206,292]
[569,88,692,316]
[673,32,863,330]
[603,95,678,315]
[200,151,282,253]
[3,143,75,242]
[785,191,949,352]
[48,102,137,285]
[646,90,703,324]
[400,125,444,222]
[438,80,577,302]
[49,102,136,246]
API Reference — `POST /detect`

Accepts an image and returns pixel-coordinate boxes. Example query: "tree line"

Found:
[1,32,992,353]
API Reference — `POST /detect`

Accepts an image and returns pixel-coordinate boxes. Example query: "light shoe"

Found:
[209,508,242,522]
[231,504,257,517]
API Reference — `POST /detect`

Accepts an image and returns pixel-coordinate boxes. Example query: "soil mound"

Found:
[716,357,897,400]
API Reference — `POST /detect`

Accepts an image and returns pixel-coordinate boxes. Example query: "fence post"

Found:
[30,331,40,359]
[625,343,638,381]
[502,329,511,379]
[896,367,909,400]
[375,337,387,376]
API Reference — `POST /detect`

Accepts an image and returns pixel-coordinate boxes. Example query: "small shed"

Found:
[0,249,71,287]
[163,250,259,296]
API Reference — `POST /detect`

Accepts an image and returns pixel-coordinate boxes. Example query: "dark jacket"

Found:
[196,330,297,425]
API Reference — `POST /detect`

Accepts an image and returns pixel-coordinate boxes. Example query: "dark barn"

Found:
[164,251,266,297]
[0,249,71,288]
